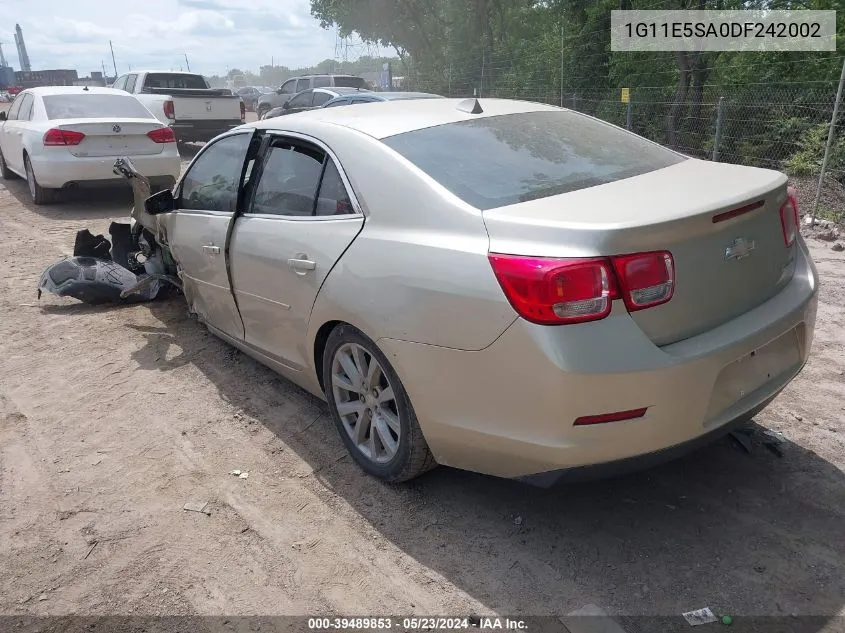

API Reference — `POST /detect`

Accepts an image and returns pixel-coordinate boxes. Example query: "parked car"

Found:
[256,74,367,119]
[111,70,245,143]
[135,97,817,485]
[322,91,444,108]
[236,86,274,112]
[0,86,181,205]
[261,87,371,119]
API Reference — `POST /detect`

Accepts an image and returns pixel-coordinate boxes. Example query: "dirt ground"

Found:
[1,128,844,628]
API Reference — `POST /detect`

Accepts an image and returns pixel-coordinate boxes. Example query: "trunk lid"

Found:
[170,96,241,121]
[52,119,167,157]
[482,158,794,346]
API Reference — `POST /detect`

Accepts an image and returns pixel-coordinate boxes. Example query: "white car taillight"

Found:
[780,187,799,247]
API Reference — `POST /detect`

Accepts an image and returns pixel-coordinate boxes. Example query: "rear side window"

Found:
[43,95,153,120]
[382,111,687,210]
[143,73,208,90]
[315,161,354,216]
[312,92,332,107]
[124,74,138,93]
[252,143,324,216]
[333,76,366,89]
[312,76,331,88]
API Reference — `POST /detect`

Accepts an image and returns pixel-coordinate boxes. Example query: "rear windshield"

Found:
[333,76,367,89]
[43,94,153,120]
[143,73,208,90]
[382,110,687,210]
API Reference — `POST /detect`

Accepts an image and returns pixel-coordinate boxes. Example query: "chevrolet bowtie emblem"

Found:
[725,237,756,260]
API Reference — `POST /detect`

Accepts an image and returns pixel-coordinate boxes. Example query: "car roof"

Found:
[320,87,371,95]
[296,74,361,79]
[22,86,138,97]
[250,97,561,140]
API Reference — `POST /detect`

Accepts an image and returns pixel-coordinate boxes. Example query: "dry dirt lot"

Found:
[1,137,844,629]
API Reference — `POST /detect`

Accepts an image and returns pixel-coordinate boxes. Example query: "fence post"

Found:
[560,24,565,108]
[712,96,725,162]
[572,94,577,111]
[812,56,845,226]
[626,94,633,131]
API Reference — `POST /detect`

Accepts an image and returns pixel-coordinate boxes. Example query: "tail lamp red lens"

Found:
[163,100,176,120]
[488,250,675,325]
[780,187,799,247]
[43,128,85,146]
[147,127,177,143]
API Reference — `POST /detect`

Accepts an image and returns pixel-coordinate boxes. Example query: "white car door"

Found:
[1,92,29,174]
[228,133,364,371]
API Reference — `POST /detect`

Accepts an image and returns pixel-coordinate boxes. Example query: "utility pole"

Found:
[560,23,564,108]
[109,41,118,77]
[812,56,845,225]
[184,52,191,72]
[101,60,107,82]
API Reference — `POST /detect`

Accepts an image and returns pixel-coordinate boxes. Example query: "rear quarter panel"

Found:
[299,122,517,354]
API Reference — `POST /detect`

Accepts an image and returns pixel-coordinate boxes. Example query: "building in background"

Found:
[13,24,31,73]
[73,71,108,87]
[15,69,78,88]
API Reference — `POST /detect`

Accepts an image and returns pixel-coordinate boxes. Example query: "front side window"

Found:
[7,93,24,120]
[288,91,312,108]
[180,133,251,213]
[279,80,296,95]
[382,110,687,210]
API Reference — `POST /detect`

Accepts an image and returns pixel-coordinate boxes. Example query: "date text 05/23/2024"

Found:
[307,617,529,631]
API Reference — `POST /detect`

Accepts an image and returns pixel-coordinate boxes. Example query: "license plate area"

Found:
[705,328,802,422]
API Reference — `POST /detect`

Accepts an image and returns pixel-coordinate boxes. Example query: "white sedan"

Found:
[0,86,181,205]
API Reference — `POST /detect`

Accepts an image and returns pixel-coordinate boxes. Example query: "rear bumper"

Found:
[378,239,819,482]
[170,119,243,143]
[31,152,180,189]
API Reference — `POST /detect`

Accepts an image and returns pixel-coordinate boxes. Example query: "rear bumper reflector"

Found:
[574,407,649,426]
[712,199,764,223]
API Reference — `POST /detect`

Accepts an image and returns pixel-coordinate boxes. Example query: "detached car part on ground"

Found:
[38,99,819,487]
[38,157,181,304]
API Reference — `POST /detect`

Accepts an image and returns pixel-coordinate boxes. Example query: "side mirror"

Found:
[145,189,175,215]
[0,111,6,122]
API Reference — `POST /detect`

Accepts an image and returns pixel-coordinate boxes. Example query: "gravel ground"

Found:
[0,109,844,629]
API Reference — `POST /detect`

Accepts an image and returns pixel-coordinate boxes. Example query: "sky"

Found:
[0,0,357,77]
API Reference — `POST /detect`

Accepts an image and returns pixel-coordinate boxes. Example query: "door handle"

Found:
[202,244,221,255]
[288,256,316,273]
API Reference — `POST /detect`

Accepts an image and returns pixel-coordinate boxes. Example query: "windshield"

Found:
[43,94,154,120]
[382,110,687,210]
[143,73,208,90]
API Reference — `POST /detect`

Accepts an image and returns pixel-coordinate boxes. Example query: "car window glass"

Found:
[180,133,251,213]
[143,73,207,90]
[295,78,310,92]
[315,160,354,216]
[43,94,152,120]
[7,93,23,120]
[312,76,331,88]
[383,110,687,210]
[280,80,296,94]
[288,91,312,108]
[124,74,138,93]
[324,99,347,108]
[332,76,367,89]
[251,142,324,216]
[17,94,34,121]
[112,75,128,91]
[312,92,332,107]
[351,98,372,104]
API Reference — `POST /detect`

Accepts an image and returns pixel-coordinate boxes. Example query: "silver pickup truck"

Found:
[112,71,245,143]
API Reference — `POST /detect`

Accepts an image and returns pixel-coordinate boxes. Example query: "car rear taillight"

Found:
[240,100,246,121]
[488,250,675,325]
[147,127,176,143]
[611,251,674,312]
[487,254,619,325]
[780,186,799,247]
[163,100,175,120]
[43,128,85,146]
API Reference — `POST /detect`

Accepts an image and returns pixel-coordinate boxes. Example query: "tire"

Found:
[0,147,17,180]
[24,155,55,205]
[323,324,436,483]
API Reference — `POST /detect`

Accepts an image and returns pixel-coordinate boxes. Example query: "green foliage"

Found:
[784,123,845,177]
